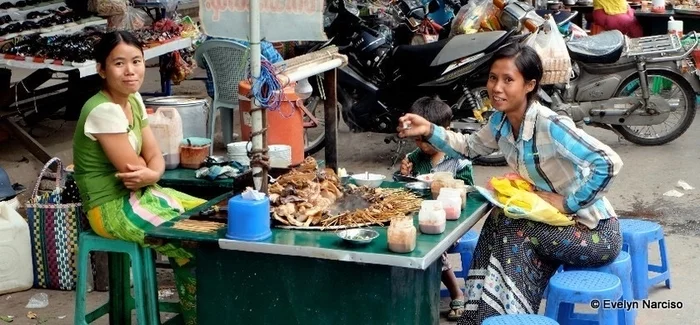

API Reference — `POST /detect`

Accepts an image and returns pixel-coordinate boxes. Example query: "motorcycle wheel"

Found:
[612,70,697,146]
[302,88,352,155]
[454,86,508,167]
[473,152,508,166]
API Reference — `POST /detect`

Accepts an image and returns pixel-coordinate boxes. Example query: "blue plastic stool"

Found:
[441,230,479,298]
[564,251,636,325]
[544,271,622,325]
[483,314,560,325]
[619,219,671,300]
[543,265,565,298]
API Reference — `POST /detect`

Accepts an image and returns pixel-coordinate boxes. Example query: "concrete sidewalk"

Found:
[0,232,697,324]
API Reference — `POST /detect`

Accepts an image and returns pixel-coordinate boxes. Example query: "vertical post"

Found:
[323,69,338,171]
[249,0,267,192]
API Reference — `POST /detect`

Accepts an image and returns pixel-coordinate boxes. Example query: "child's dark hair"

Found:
[93,31,144,67]
[491,43,543,103]
[409,96,452,127]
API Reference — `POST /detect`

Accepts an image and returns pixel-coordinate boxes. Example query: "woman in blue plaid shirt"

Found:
[398,43,624,324]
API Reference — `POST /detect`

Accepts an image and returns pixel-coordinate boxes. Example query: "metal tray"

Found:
[674,6,700,16]
[273,221,385,231]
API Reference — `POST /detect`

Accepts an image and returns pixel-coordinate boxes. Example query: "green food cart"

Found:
[146,186,491,325]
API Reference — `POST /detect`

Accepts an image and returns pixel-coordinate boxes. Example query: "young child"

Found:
[399,97,473,185]
[398,96,474,321]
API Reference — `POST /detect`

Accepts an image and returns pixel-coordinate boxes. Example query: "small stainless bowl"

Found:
[337,228,379,245]
[406,181,430,190]
[405,181,431,196]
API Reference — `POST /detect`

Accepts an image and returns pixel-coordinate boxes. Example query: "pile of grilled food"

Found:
[270,157,422,229]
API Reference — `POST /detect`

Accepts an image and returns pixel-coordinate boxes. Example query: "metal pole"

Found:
[323,69,338,172]
[249,0,267,192]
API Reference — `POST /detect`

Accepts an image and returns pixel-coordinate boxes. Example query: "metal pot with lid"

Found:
[143,96,210,139]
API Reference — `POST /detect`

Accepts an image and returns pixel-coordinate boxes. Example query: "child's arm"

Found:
[455,160,475,186]
[400,149,421,176]
[406,149,421,165]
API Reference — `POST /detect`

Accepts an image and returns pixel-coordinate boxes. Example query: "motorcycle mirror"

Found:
[327,0,340,13]
[537,88,552,104]
[444,0,464,11]
[342,0,360,16]
[427,0,441,13]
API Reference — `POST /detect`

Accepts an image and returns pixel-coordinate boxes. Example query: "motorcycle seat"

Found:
[392,39,448,70]
[391,30,510,71]
[431,31,509,66]
[567,30,625,64]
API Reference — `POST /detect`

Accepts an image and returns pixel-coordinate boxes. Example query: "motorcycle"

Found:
[540,30,700,146]
[302,0,543,167]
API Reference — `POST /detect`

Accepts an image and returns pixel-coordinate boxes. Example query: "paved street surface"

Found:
[1,65,698,324]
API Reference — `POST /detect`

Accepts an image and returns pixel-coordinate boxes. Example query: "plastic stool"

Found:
[619,219,671,300]
[564,251,636,325]
[142,248,185,325]
[74,232,182,325]
[483,314,560,325]
[544,270,622,325]
[441,230,479,298]
[543,265,565,298]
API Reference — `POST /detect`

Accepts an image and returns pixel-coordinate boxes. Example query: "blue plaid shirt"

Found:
[202,37,284,98]
[428,102,623,229]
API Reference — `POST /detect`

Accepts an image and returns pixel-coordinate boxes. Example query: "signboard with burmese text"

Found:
[199,0,327,41]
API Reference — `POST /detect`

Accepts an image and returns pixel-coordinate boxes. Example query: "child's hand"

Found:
[400,158,413,176]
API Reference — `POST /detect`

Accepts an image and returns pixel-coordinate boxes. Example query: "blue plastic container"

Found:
[226,194,272,241]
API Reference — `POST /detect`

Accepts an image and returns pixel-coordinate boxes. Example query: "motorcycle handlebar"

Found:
[523,19,539,33]
[492,0,540,33]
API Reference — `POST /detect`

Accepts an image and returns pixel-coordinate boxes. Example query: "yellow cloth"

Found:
[594,0,629,15]
[489,176,575,226]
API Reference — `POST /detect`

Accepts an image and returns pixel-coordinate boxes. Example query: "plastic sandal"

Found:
[447,299,465,321]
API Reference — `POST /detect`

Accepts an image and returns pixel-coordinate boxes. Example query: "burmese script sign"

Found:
[199,0,327,41]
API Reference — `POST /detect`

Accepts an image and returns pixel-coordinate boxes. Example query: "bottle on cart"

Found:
[149,107,183,169]
[388,216,417,253]
[437,187,463,220]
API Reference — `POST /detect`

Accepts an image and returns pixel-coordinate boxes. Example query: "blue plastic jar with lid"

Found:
[226,194,272,241]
